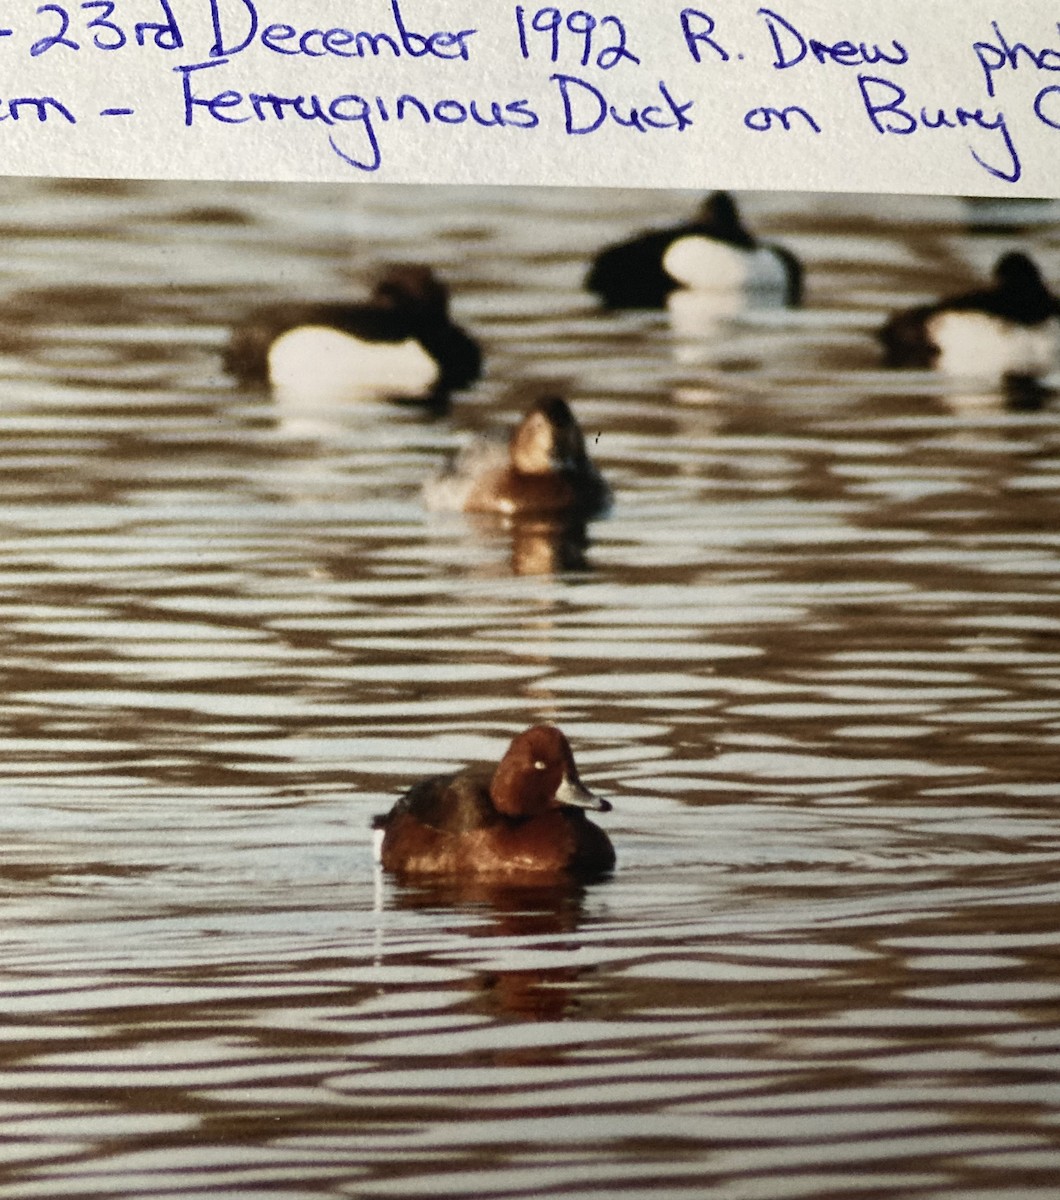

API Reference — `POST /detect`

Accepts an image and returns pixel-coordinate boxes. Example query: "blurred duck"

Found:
[372,724,615,880]
[586,191,802,310]
[879,252,1060,384]
[424,396,610,517]
[224,264,481,404]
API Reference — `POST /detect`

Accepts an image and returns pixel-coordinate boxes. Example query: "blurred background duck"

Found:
[879,251,1060,387]
[224,264,482,405]
[586,191,803,311]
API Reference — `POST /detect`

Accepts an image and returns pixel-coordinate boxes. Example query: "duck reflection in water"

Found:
[932,375,1053,414]
[383,876,600,1022]
[425,395,609,575]
[460,511,594,576]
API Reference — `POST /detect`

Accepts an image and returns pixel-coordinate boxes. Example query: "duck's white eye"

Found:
[533,759,547,770]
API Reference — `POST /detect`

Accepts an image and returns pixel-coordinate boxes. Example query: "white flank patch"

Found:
[267,325,440,402]
[663,237,789,294]
[372,826,385,863]
[928,311,1060,380]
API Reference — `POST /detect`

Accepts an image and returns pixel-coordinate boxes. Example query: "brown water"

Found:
[0,179,1059,1199]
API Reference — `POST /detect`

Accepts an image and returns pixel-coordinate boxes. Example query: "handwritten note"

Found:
[3,0,1060,193]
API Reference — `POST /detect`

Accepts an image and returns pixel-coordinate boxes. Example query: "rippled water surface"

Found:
[1,179,1059,1198]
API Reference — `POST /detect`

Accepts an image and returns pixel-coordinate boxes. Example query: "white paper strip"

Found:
[2,0,1060,193]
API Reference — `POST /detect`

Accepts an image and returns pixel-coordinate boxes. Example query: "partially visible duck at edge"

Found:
[224,264,482,404]
[586,191,803,310]
[879,251,1060,385]
[372,725,615,881]
[424,395,610,518]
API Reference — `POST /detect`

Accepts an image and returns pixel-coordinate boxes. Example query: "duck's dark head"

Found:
[694,191,753,245]
[372,265,451,318]
[994,252,1048,295]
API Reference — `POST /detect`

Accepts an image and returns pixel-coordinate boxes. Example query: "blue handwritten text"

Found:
[857,73,1020,183]
[515,6,639,69]
[550,72,693,133]
[208,0,474,61]
[758,7,908,70]
[972,21,1060,98]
